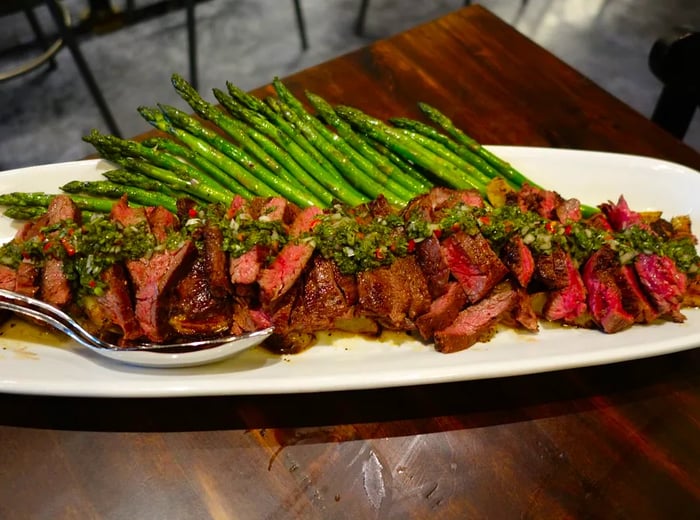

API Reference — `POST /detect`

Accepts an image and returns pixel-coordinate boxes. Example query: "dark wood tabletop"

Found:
[2,5,700,519]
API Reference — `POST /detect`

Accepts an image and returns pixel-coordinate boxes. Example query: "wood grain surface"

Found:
[1,6,699,519]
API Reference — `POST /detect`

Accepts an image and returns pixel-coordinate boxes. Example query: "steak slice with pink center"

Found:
[441,231,508,304]
[634,253,687,322]
[258,206,323,304]
[583,247,635,333]
[414,235,451,299]
[415,282,468,340]
[500,235,535,287]
[82,264,144,341]
[40,195,81,308]
[542,252,588,324]
[111,197,196,342]
[434,281,519,353]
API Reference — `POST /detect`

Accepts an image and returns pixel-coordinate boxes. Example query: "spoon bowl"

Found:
[0,289,274,368]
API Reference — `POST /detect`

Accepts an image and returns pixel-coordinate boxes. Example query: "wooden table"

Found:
[2,5,699,518]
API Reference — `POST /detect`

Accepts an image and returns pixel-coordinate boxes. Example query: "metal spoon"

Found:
[0,289,273,368]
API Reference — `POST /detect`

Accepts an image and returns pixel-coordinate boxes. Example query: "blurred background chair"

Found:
[184,0,308,90]
[649,26,700,140]
[185,0,309,88]
[0,0,121,136]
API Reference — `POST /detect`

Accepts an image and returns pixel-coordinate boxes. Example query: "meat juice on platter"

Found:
[0,180,697,356]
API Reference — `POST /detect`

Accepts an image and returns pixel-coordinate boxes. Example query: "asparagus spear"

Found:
[417,103,598,216]
[140,137,254,200]
[417,102,535,189]
[272,82,422,201]
[101,168,201,202]
[157,104,325,208]
[138,106,277,199]
[61,180,179,213]
[335,105,487,193]
[305,91,431,195]
[273,81,417,202]
[389,117,504,183]
[214,88,367,207]
[170,74,328,207]
[106,155,232,206]
[0,192,116,213]
[394,128,494,188]
[269,97,407,206]
[225,81,347,184]
[84,130,237,204]
[3,206,55,220]
[368,141,435,187]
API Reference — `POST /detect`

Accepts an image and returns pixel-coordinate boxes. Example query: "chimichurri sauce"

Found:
[0,197,696,292]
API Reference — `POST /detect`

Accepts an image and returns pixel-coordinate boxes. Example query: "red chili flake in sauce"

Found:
[61,238,76,257]
[407,239,416,253]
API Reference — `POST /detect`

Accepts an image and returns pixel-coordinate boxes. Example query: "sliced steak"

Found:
[288,256,355,333]
[357,255,431,331]
[404,186,483,222]
[510,183,564,220]
[128,242,197,342]
[111,198,196,342]
[0,265,17,290]
[441,231,508,303]
[415,282,468,340]
[500,235,535,287]
[414,234,451,299]
[40,195,81,308]
[230,246,266,285]
[202,224,230,299]
[265,285,317,354]
[14,214,49,243]
[583,247,635,333]
[81,264,143,341]
[510,289,540,332]
[258,206,323,304]
[616,264,659,323]
[15,262,40,297]
[170,223,232,337]
[634,253,687,322]
[555,197,582,223]
[542,252,588,324]
[40,258,72,308]
[434,281,519,353]
[534,247,571,290]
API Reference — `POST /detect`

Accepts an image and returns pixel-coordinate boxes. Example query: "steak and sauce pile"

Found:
[0,181,698,354]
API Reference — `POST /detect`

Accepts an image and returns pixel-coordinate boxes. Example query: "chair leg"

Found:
[185,0,197,90]
[292,0,308,50]
[44,0,121,137]
[355,0,370,36]
[651,85,697,140]
[24,8,57,71]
